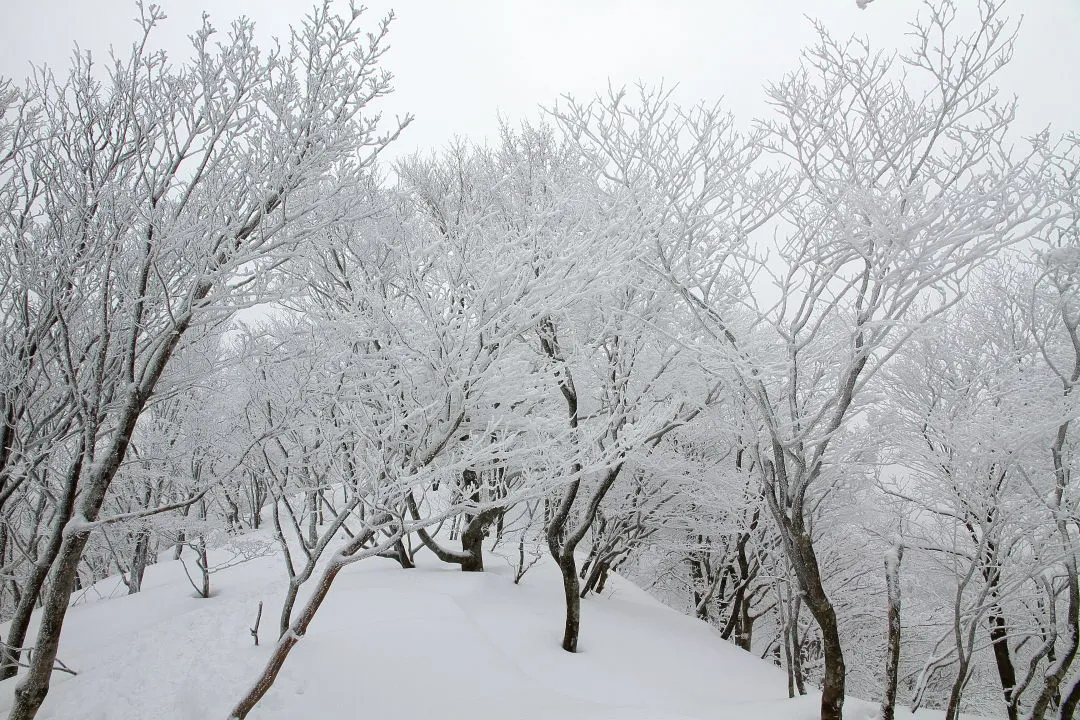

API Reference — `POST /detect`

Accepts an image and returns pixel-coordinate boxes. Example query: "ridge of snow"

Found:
[0,533,993,719]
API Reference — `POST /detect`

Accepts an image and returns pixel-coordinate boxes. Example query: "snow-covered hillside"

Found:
[0,537,983,720]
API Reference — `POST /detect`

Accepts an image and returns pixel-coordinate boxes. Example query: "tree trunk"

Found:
[409,492,501,573]
[460,506,503,572]
[581,558,611,597]
[789,528,845,720]
[792,592,806,696]
[987,609,1018,720]
[1028,574,1079,720]
[1058,676,1080,720]
[0,563,51,681]
[547,465,623,654]
[689,550,711,622]
[9,530,91,720]
[392,539,414,569]
[127,530,151,595]
[195,538,210,599]
[306,491,318,549]
[593,563,611,595]
[558,552,582,653]
[173,529,186,560]
[944,658,970,720]
[790,613,799,699]
[459,509,500,573]
[882,545,903,720]
[279,580,301,640]
[1030,399,1080,720]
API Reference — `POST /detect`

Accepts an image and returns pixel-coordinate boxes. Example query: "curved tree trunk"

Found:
[547,464,624,653]
[408,492,502,572]
[786,524,845,720]
[459,507,503,572]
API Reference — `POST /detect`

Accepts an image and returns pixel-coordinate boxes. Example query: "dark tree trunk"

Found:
[459,508,502,573]
[409,492,501,573]
[558,552,582,653]
[306,491,318,549]
[127,530,151,595]
[548,465,623,653]
[987,609,1018,720]
[593,564,611,595]
[763,440,846,720]
[735,600,755,651]
[231,564,345,719]
[279,580,301,640]
[9,530,91,720]
[784,610,796,698]
[172,529,186,560]
[944,658,970,720]
[392,538,414,569]
[1031,404,1080,720]
[1,563,51,681]
[689,549,711,621]
[788,527,845,720]
[882,545,903,720]
[581,558,611,597]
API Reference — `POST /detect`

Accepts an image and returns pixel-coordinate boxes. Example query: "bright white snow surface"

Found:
[0,535,982,720]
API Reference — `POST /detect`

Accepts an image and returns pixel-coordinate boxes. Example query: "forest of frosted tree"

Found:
[1,1,1078,719]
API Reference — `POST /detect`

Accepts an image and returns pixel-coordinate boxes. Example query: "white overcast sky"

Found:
[1,1,1077,159]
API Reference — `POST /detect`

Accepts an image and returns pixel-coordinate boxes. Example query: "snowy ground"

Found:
[0,535,989,719]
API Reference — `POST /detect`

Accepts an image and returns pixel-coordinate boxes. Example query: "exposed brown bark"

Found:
[9,276,212,720]
[557,552,583,653]
[967,521,1018,719]
[581,558,611,598]
[275,493,363,638]
[784,601,796,699]
[944,658,970,720]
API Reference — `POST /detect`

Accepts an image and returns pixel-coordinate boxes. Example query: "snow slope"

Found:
[0,537,973,719]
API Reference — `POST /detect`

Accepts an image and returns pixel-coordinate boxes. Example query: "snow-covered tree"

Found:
[653,2,1053,718]
[0,3,408,717]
